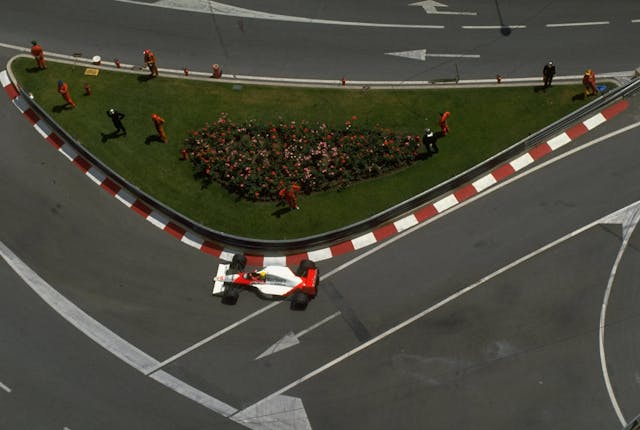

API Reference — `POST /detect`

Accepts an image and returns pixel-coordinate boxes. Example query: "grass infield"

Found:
[12,56,594,239]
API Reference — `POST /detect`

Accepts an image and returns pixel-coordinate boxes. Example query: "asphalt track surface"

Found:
[0,0,639,80]
[2,2,640,429]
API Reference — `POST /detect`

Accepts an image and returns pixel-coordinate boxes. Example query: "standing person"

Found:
[542,61,556,88]
[422,128,438,155]
[107,108,127,136]
[30,41,46,70]
[57,80,75,108]
[438,111,451,136]
[278,183,301,210]
[151,113,167,143]
[583,69,598,97]
[143,49,158,77]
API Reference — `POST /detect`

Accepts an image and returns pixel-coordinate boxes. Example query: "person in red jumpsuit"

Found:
[438,111,451,136]
[57,80,75,108]
[30,41,46,70]
[582,69,598,97]
[278,183,302,210]
[143,49,158,77]
[151,113,167,143]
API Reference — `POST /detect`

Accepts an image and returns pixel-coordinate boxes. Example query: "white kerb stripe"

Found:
[434,194,459,213]
[394,214,418,232]
[583,113,607,130]
[307,247,333,262]
[547,133,572,150]
[34,120,53,138]
[510,153,534,171]
[219,250,237,262]
[12,96,30,113]
[181,230,204,249]
[146,210,169,229]
[263,255,287,266]
[58,143,79,161]
[472,174,497,193]
[86,166,107,186]
[114,188,137,208]
[0,70,10,87]
[351,232,377,250]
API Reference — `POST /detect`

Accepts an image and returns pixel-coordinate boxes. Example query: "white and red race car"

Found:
[212,254,319,309]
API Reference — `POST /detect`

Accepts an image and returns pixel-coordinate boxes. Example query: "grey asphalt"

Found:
[2,3,640,428]
[0,0,638,80]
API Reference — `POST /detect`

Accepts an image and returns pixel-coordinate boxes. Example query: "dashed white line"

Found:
[632,19,640,23]
[546,21,609,27]
[0,381,12,393]
[462,25,526,29]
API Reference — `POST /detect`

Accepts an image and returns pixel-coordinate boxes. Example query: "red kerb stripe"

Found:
[164,222,186,240]
[529,143,552,160]
[73,156,91,173]
[100,178,121,196]
[491,164,516,182]
[454,184,477,203]
[566,123,588,140]
[373,223,398,241]
[330,241,355,257]
[131,200,152,217]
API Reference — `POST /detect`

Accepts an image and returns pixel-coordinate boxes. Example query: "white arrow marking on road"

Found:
[385,49,480,61]
[409,1,477,16]
[256,311,341,360]
[232,394,311,429]
[114,0,444,29]
[0,381,11,393]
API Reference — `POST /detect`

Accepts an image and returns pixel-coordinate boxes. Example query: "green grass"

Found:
[11,56,594,239]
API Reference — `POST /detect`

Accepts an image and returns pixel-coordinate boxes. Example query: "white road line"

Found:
[546,21,610,28]
[242,198,640,414]
[297,311,341,338]
[145,301,281,375]
[427,53,480,59]
[0,241,239,418]
[596,205,640,427]
[632,19,640,23]
[114,0,444,29]
[0,381,11,393]
[241,120,640,411]
[462,25,526,29]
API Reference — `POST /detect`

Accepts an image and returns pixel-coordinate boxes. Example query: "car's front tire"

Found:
[290,291,309,310]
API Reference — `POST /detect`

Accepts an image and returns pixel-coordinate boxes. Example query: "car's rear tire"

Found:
[290,291,309,310]
[296,259,315,276]
[222,285,239,305]
[229,254,247,273]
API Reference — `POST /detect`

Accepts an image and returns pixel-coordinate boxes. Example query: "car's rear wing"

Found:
[212,263,230,295]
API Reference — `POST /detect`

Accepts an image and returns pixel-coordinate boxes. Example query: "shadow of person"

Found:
[137,74,153,83]
[52,104,74,113]
[572,93,586,101]
[271,206,291,218]
[100,131,122,143]
[534,85,547,93]
[144,135,163,145]
[25,67,41,73]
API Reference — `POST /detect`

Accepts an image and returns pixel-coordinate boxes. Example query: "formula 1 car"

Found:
[212,254,319,309]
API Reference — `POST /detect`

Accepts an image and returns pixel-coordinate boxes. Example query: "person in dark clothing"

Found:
[422,128,438,155]
[543,61,556,88]
[107,108,126,135]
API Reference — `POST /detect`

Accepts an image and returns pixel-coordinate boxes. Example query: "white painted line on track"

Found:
[462,25,526,29]
[546,21,610,28]
[245,198,640,415]
[145,301,281,375]
[114,0,444,29]
[0,241,239,418]
[426,53,480,59]
[596,205,640,427]
[240,120,640,412]
[632,19,640,23]
[0,381,11,393]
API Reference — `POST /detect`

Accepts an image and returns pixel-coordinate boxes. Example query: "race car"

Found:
[212,254,319,309]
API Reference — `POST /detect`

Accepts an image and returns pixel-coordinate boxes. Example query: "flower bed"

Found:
[183,113,422,201]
